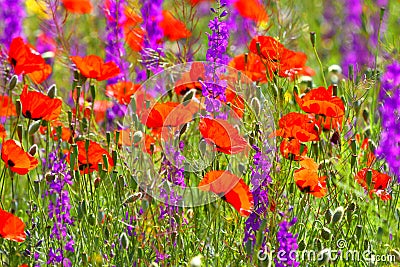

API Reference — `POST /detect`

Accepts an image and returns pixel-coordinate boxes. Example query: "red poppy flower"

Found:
[199,118,248,154]
[159,10,191,41]
[61,0,93,14]
[0,208,26,242]
[280,138,308,161]
[234,0,269,23]
[199,170,254,216]
[0,96,17,117]
[229,53,270,82]
[294,158,327,198]
[68,140,114,174]
[0,125,6,140]
[274,112,320,142]
[278,50,312,78]
[355,168,391,201]
[1,139,39,175]
[20,85,62,121]
[70,55,120,81]
[8,37,46,75]
[249,36,286,61]
[295,86,345,118]
[140,102,179,128]
[27,63,52,84]
[174,72,203,96]
[106,81,140,105]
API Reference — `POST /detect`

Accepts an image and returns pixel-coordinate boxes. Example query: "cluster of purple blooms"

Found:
[244,144,272,250]
[376,61,400,182]
[42,151,74,266]
[275,216,299,267]
[103,0,129,84]
[0,0,25,48]
[202,1,230,116]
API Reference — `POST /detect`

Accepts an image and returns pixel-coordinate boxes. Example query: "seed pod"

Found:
[332,207,344,224]
[8,75,18,90]
[28,120,41,135]
[325,209,333,224]
[15,99,21,117]
[298,240,306,251]
[112,150,117,165]
[28,144,38,156]
[120,232,129,250]
[94,177,101,188]
[321,227,331,240]
[133,131,143,144]
[250,97,261,115]
[17,124,23,142]
[47,84,57,98]
[106,131,111,147]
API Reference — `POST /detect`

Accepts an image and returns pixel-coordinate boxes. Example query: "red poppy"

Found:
[1,139,39,175]
[199,170,254,216]
[20,85,62,121]
[294,158,327,198]
[174,72,203,96]
[0,125,6,140]
[27,63,52,84]
[229,52,270,82]
[122,9,145,52]
[61,0,93,14]
[278,50,313,78]
[0,208,26,242]
[8,37,46,75]
[355,168,391,201]
[280,138,308,161]
[249,36,286,61]
[234,0,269,23]
[106,81,140,105]
[199,118,248,155]
[160,10,191,41]
[188,0,214,5]
[295,86,345,118]
[70,55,120,81]
[140,102,179,128]
[68,140,114,174]
[0,96,17,117]
[39,121,72,142]
[274,112,320,142]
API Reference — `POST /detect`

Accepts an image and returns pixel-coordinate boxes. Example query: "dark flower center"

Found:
[7,159,15,167]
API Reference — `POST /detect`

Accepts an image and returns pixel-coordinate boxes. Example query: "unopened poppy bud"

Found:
[133,131,143,144]
[120,232,129,250]
[87,213,96,225]
[351,154,357,168]
[115,130,121,146]
[186,208,194,219]
[15,99,21,117]
[348,64,354,82]
[82,117,88,132]
[94,177,101,188]
[106,131,111,147]
[33,180,40,197]
[347,202,356,212]
[380,7,385,21]
[332,84,338,96]
[362,109,369,123]
[321,227,331,240]
[315,238,322,250]
[366,170,373,188]
[183,89,195,103]
[346,211,352,223]
[8,75,18,90]
[47,84,57,98]
[310,32,316,47]
[332,206,344,224]
[355,225,362,238]
[90,83,96,100]
[17,124,23,141]
[325,209,332,224]
[28,144,38,156]
[28,121,41,135]
[10,199,18,214]
[298,240,306,251]
[350,139,357,154]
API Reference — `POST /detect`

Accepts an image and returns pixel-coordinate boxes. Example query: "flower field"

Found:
[0,0,399,266]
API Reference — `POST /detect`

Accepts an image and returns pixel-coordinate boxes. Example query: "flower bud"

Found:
[28,144,38,156]
[310,32,316,47]
[332,206,344,224]
[8,75,18,90]
[325,209,332,224]
[47,84,57,98]
[321,227,331,240]
[120,232,129,250]
[133,131,143,144]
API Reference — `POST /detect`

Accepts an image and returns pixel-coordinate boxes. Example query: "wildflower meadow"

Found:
[0,0,400,266]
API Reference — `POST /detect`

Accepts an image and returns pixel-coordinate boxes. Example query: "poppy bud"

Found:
[255,42,261,55]
[90,83,96,100]
[133,131,143,144]
[332,206,344,224]
[33,180,40,198]
[321,227,331,240]
[102,154,109,170]
[112,150,117,165]
[82,117,88,132]
[15,99,21,117]
[325,209,332,224]
[380,7,385,21]
[355,225,362,239]
[28,121,41,135]
[298,240,306,251]
[8,75,18,90]
[347,202,356,212]
[315,238,322,250]
[17,124,23,142]
[130,97,137,112]
[310,32,316,47]
[115,130,120,146]
[183,89,195,103]
[10,199,18,214]
[94,177,101,188]
[350,139,357,154]
[366,169,373,189]
[47,84,57,98]
[362,109,369,123]
[28,144,38,156]
[87,214,96,225]
[332,84,338,96]
[120,232,129,250]
[106,131,111,147]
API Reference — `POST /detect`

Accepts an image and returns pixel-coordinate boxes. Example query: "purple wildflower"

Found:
[103,0,129,84]
[244,144,272,251]
[203,1,230,117]
[275,217,299,267]
[44,151,74,265]
[376,61,400,182]
[0,0,25,48]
